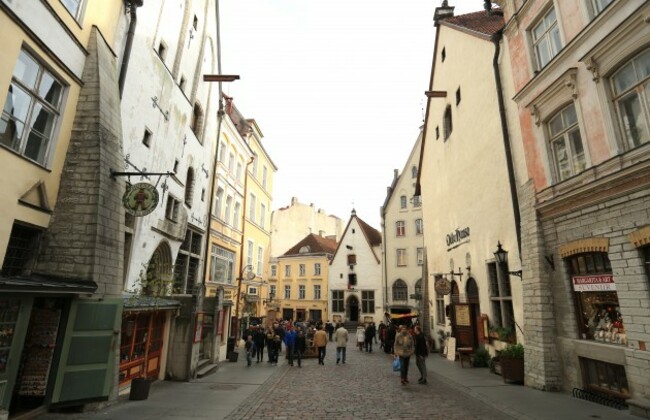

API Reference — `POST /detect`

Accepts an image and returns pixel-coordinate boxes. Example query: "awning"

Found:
[389,312,419,320]
[0,274,98,294]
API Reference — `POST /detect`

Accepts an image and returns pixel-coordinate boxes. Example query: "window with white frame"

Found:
[415,219,423,235]
[531,7,562,70]
[411,166,418,178]
[396,221,405,237]
[224,196,233,225]
[299,285,306,299]
[236,160,242,182]
[271,264,277,277]
[233,202,241,230]
[488,261,515,331]
[284,284,291,299]
[1,50,64,165]
[299,264,306,276]
[417,248,424,266]
[314,263,321,275]
[214,188,224,218]
[219,143,226,162]
[210,245,235,284]
[248,193,256,223]
[413,195,421,207]
[435,288,445,325]
[284,264,291,277]
[247,240,254,267]
[262,165,268,188]
[228,152,234,173]
[251,153,258,178]
[591,0,613,15]
[259,203,266,229]
[400,195,407,209]
[61,0,83,19]
[548,104,587,181]
[611,49,650,150]
[257,246,263,275]
[313,284,321,300]
[396,249,407,266]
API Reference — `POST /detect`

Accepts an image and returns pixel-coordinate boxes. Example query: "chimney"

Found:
[434,0,454,26]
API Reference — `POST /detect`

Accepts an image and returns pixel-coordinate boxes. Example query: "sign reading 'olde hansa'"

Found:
[123,183,159,217]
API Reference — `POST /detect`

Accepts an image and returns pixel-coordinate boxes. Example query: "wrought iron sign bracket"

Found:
[110,169,173,181]
[151,96,169,121]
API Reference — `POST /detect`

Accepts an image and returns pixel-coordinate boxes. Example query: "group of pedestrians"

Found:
[355,322,377,352]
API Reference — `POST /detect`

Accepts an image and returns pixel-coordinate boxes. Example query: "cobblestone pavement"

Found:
[226,342,514,420]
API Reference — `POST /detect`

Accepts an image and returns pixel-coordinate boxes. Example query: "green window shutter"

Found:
[51,299,123,404]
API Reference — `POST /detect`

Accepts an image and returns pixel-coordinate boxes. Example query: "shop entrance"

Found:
[119,311,165,385]
[347,296,359,322]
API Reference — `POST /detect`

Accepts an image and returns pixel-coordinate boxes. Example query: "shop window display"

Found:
[567,252,626,345]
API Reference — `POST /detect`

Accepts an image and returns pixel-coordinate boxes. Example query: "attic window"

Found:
[299,245,311,253]
[193,15,198,30]
[347,254,357,265]
[456,87,461,105]
[352,229,355,234]
[142,128,152,148]
[441,47,446,62]
[436,126,440,140]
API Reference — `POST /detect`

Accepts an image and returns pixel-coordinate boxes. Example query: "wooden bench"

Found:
[456,347,474,368]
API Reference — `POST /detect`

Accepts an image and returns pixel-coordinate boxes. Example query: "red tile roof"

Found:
[282,233,338,257]
[442,10,504,38]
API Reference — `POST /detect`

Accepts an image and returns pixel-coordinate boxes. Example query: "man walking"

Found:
[295,328,306,368]
[313,325,328,365]
[254,326,266,363]
[364,322,376,353]
[334,323,348,364]
[284,326,296,366]
[326,320,334,342]
[394,325,415,385]
[414,325,429,384]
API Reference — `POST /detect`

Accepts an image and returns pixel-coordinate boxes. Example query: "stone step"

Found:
[196,361,219,378]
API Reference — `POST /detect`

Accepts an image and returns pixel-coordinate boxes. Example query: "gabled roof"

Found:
[331,211,382,264]
[282,233,338,257]
[441,10,505,40]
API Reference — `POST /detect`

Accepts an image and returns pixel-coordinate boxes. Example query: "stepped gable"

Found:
[282,233,338,256]
[443,9,505,38]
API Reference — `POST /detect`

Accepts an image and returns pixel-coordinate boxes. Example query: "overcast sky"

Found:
[219,0,481,229]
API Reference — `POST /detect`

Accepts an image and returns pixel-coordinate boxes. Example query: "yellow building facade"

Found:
[271,234,337,323]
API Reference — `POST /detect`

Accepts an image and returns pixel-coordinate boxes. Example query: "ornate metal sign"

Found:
[435,277,452,295]
[122,182,159,217]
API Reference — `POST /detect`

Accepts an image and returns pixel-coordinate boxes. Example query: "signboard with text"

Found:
[572,275,616,292]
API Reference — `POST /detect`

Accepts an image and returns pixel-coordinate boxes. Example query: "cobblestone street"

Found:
[225,342,512,420]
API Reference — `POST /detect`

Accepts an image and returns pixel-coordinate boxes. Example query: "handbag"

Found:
[392,357,401,372]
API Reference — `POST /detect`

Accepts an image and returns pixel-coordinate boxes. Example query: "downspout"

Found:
[492,29,522,257]
[118,0,142,98]
[234,156,255,344]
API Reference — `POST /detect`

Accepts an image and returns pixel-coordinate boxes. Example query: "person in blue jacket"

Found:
[283,326,297,366]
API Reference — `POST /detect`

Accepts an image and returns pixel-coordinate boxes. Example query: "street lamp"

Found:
[493,241,522,278]
[233,264,255,341]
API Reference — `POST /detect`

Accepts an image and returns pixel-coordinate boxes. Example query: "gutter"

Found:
[118,0,143,98]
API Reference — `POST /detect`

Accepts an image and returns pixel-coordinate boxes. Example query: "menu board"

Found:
[455,305,471,326]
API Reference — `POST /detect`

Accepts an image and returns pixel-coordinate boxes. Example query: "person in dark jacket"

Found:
[284,326,297,366]
[295,329,307,368]
[265,327,275,363]
[254,326,266,363]
[378,321,387,349]
[364,322,376,353]
[325,320,334,341]
[270,335,281,366]
[413,325,429,384]
[385,323,397,354]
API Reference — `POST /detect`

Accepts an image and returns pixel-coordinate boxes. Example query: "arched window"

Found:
[143,242,173,296]
[411,166,418,178]
[392,279,408,301]
[214,188,224,218]
[400,195,407,209]
[415,279,422,296]
[191,102,204,139]
[184,167,194,206]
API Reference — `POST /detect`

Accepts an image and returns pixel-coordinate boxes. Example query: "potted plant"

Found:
[471,348,491,368]
[499,343,524,384]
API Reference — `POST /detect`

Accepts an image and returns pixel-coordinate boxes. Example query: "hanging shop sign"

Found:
[434,277,452,295]
[446,227,470,250]
[123,183,159,216]
[572,275,616,292]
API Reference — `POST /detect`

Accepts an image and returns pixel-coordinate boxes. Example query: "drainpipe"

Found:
[118,0,143,98]
[491,29,522,257]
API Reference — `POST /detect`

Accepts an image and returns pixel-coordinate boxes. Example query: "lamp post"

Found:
[493,241,522,278]
[233,264,255,342]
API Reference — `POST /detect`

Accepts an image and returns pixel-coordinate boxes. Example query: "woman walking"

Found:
[413,325,429,384]
[393,325,415,385]
[356,324,365,351]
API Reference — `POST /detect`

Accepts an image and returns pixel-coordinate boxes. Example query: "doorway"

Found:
[347,296,359,322]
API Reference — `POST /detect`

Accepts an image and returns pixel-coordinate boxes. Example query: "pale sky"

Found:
[219,0,481,229]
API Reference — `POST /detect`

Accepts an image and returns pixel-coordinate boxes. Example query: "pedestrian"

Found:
[372,322,378,344]
[254,326,266,363]
[334,322,348,364]
[326,320,334,342]
[295,328,306,368]
[284,326,296,366]
[364,322,376,353]
[414,325,429,384]
[356,324,365,351]
[244,335,256,367]
[270,335,281,366]
[313,325,328,365]
[273,322,285,354]
[394,325,415,385]
[265,327,275,363]
[378,321,386,349]
[385,323,396,354]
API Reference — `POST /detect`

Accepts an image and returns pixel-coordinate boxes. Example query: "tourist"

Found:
[254,326,266,363]
[295,328,306,368]
[244,335,256,367]
[284,326,296,366]
[356,324,365,351]
[313,325,328,365]
[413,325,429,384]
[265,327,275,363]
[335,323,349,364]
[364,322,376,353]
[394,325,415,385]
